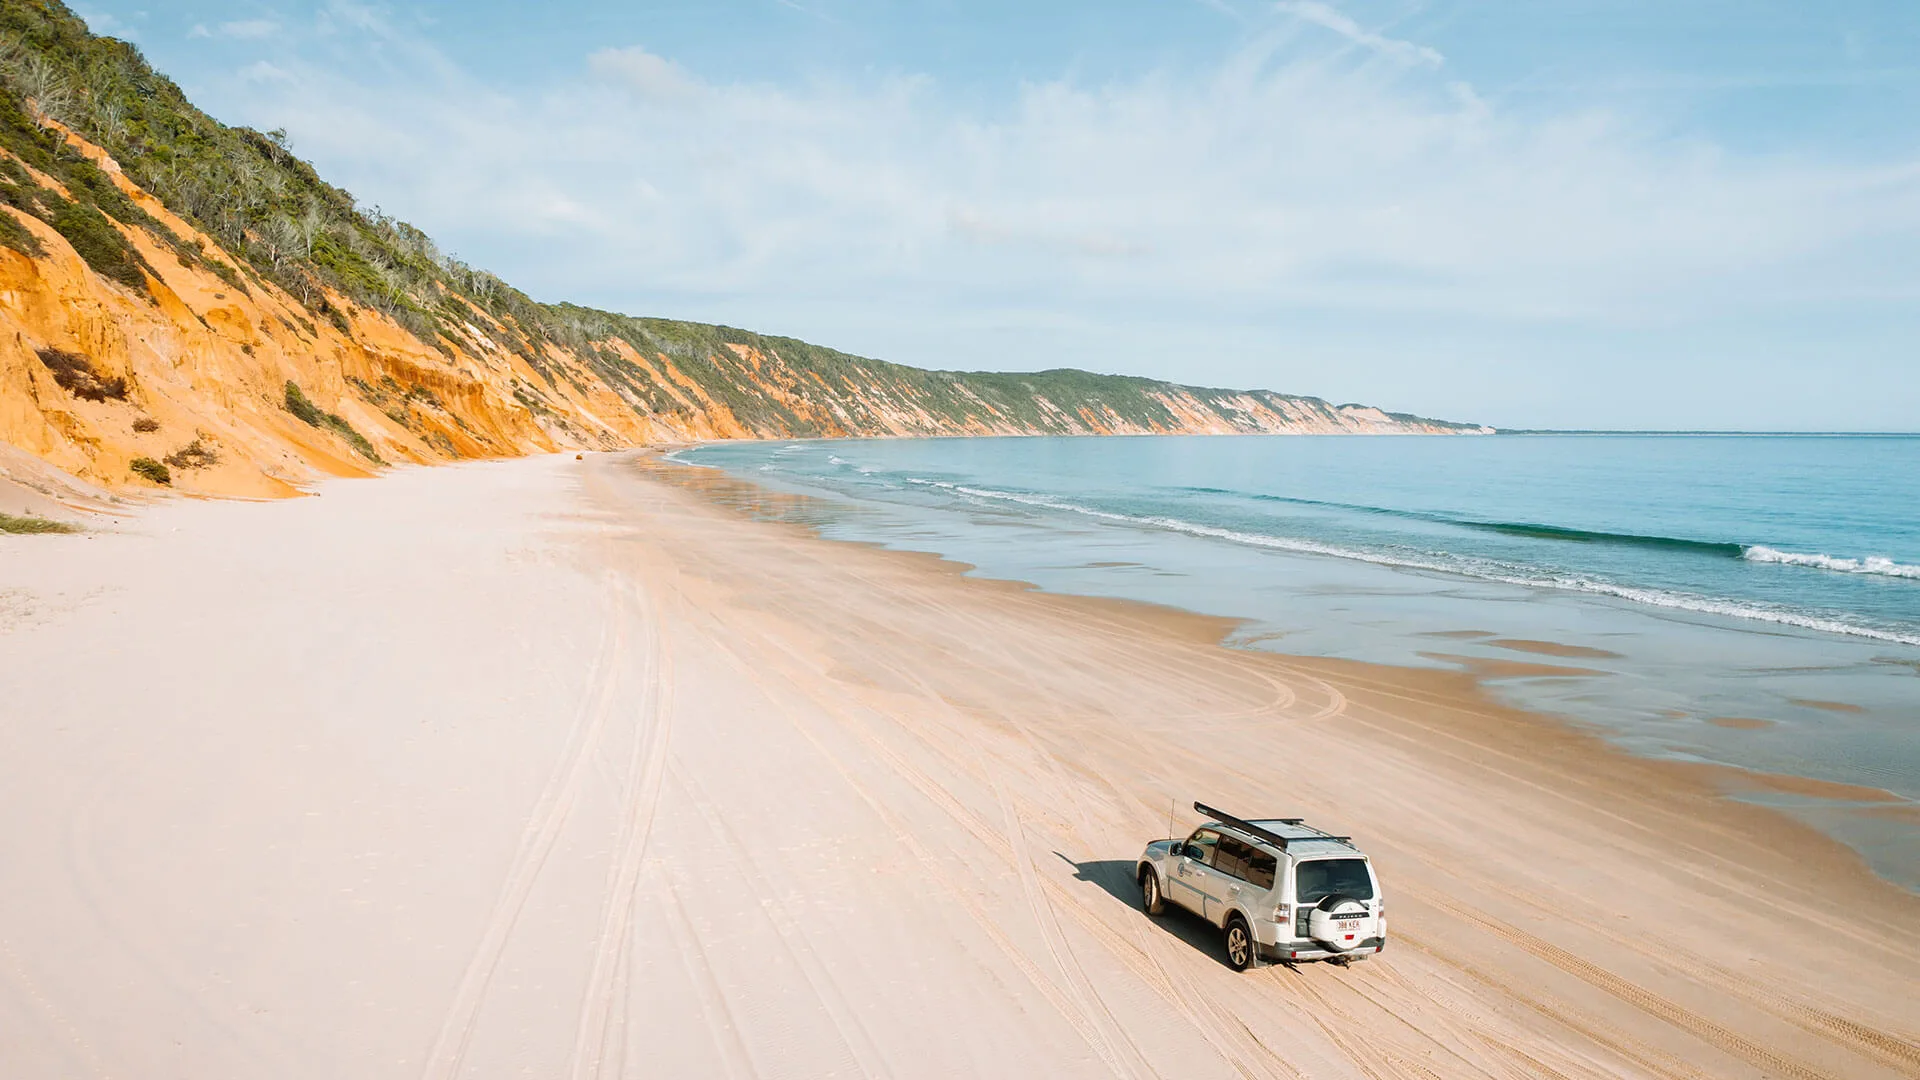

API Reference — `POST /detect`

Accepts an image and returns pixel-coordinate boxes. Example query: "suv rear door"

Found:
[1210,835,1272,916]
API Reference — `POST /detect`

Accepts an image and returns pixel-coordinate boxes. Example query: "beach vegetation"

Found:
[46,184,149,292]
[131,415,157,432]
[284,380,383,464]
[0,509,78,533]
[36,345,124,401]
[128,455,169,485]
[162,436,216,469]
[0,201,41,255]
[283,379,322,425]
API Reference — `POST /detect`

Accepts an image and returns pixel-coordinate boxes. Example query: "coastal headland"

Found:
[3,451,1914,1079]
[0,1,1487,512]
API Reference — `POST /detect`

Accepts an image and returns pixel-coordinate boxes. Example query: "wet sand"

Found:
[1709,716,1779,730]
[1,450,1916,1079]
[1415,650,1613,680]
[1486,638,1625,659]
[1793,698,1870,714]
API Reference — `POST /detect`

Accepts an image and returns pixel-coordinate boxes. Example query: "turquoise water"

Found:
[678,434,1920,886]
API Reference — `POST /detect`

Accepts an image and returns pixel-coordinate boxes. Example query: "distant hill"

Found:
[0,0,1488,497]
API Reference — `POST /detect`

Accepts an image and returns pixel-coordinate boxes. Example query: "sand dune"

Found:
[2,451,1915,1079]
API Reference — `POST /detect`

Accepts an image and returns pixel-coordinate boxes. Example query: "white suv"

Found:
[1136,803,1386,970]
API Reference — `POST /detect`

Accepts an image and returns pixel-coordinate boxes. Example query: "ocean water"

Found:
[675,434,1920,887]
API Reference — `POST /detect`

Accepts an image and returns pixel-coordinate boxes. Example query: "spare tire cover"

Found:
[1307,895,1370,952]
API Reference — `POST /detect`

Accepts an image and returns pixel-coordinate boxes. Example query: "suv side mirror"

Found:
[1169,842,1186,858]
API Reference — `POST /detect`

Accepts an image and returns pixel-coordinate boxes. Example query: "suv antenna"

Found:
[1167,797,1176,842]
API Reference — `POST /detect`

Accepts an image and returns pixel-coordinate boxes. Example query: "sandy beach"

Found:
[2,450,1916,1079]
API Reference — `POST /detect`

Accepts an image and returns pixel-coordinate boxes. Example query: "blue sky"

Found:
[74,1,1920,430]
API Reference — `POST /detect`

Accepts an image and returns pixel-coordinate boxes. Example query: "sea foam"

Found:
[1743,546,1920,579]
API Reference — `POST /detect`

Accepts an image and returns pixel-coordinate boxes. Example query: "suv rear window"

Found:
[1295,858,1374,903]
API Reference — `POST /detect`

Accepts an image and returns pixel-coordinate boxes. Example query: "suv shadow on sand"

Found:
[1060,855,1240,969]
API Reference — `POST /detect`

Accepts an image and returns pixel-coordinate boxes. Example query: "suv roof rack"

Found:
[1193,802,1351,851]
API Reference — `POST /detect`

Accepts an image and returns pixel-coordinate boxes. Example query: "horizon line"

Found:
[1490,429,1920,437]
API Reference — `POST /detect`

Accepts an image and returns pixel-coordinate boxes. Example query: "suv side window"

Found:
[1184,828,1220,866]
[1246,848,1277,890]
[1214,836,1253,881]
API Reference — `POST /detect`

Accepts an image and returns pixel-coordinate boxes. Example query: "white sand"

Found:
[2,452,1915,1079]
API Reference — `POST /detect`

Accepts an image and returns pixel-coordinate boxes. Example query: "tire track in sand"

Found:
[647,558,1144,1074]
[568,581,675,1080]
[419,575,630,1080]
[1439,873,1920,1076]
[917,601,1167,1079]
[738,559,1340,1078]
[1286,960,1529,1079]
[1392,928,1706,1080]
[991,776,1158,1079]
[1345,949,1607,1080]
[1700,963,1920,1075]
[1419,890,1834,1080]
[697,618,1148,1074]
[659,872,760,1080]
[668,760,893,1079]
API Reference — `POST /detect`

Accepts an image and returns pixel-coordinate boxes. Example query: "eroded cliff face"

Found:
[0,130,1486,500]
[0,130,566,497]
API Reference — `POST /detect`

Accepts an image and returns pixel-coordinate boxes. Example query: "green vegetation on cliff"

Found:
[285,381,383,463]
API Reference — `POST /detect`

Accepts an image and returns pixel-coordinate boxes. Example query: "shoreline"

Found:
[653,446,1920,895]
[3,450,1915,1078]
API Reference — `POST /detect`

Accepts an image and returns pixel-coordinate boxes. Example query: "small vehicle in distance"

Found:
[1136,802,1385,971]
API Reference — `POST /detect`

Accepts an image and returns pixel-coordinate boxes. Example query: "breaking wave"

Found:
[1182,486,1920,577]
[905,478,1920,646]
[1181,488,1750,556]
[1466,522,1744,554]
[1743,546,1920,579]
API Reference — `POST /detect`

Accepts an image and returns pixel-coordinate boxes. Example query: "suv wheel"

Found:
[1140,869,1165,916]
[1224,915,1256,972]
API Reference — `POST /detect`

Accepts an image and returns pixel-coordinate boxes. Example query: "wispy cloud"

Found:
[1189,0,1248,23]
[237,60,294,83]
[589,46,702,101]
[232,25,1915,310]
[772,0,839,25]
[190,19,282,40]
[221,19,281,39]
[1273,2,1443,68]
[178,6,1920,426]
